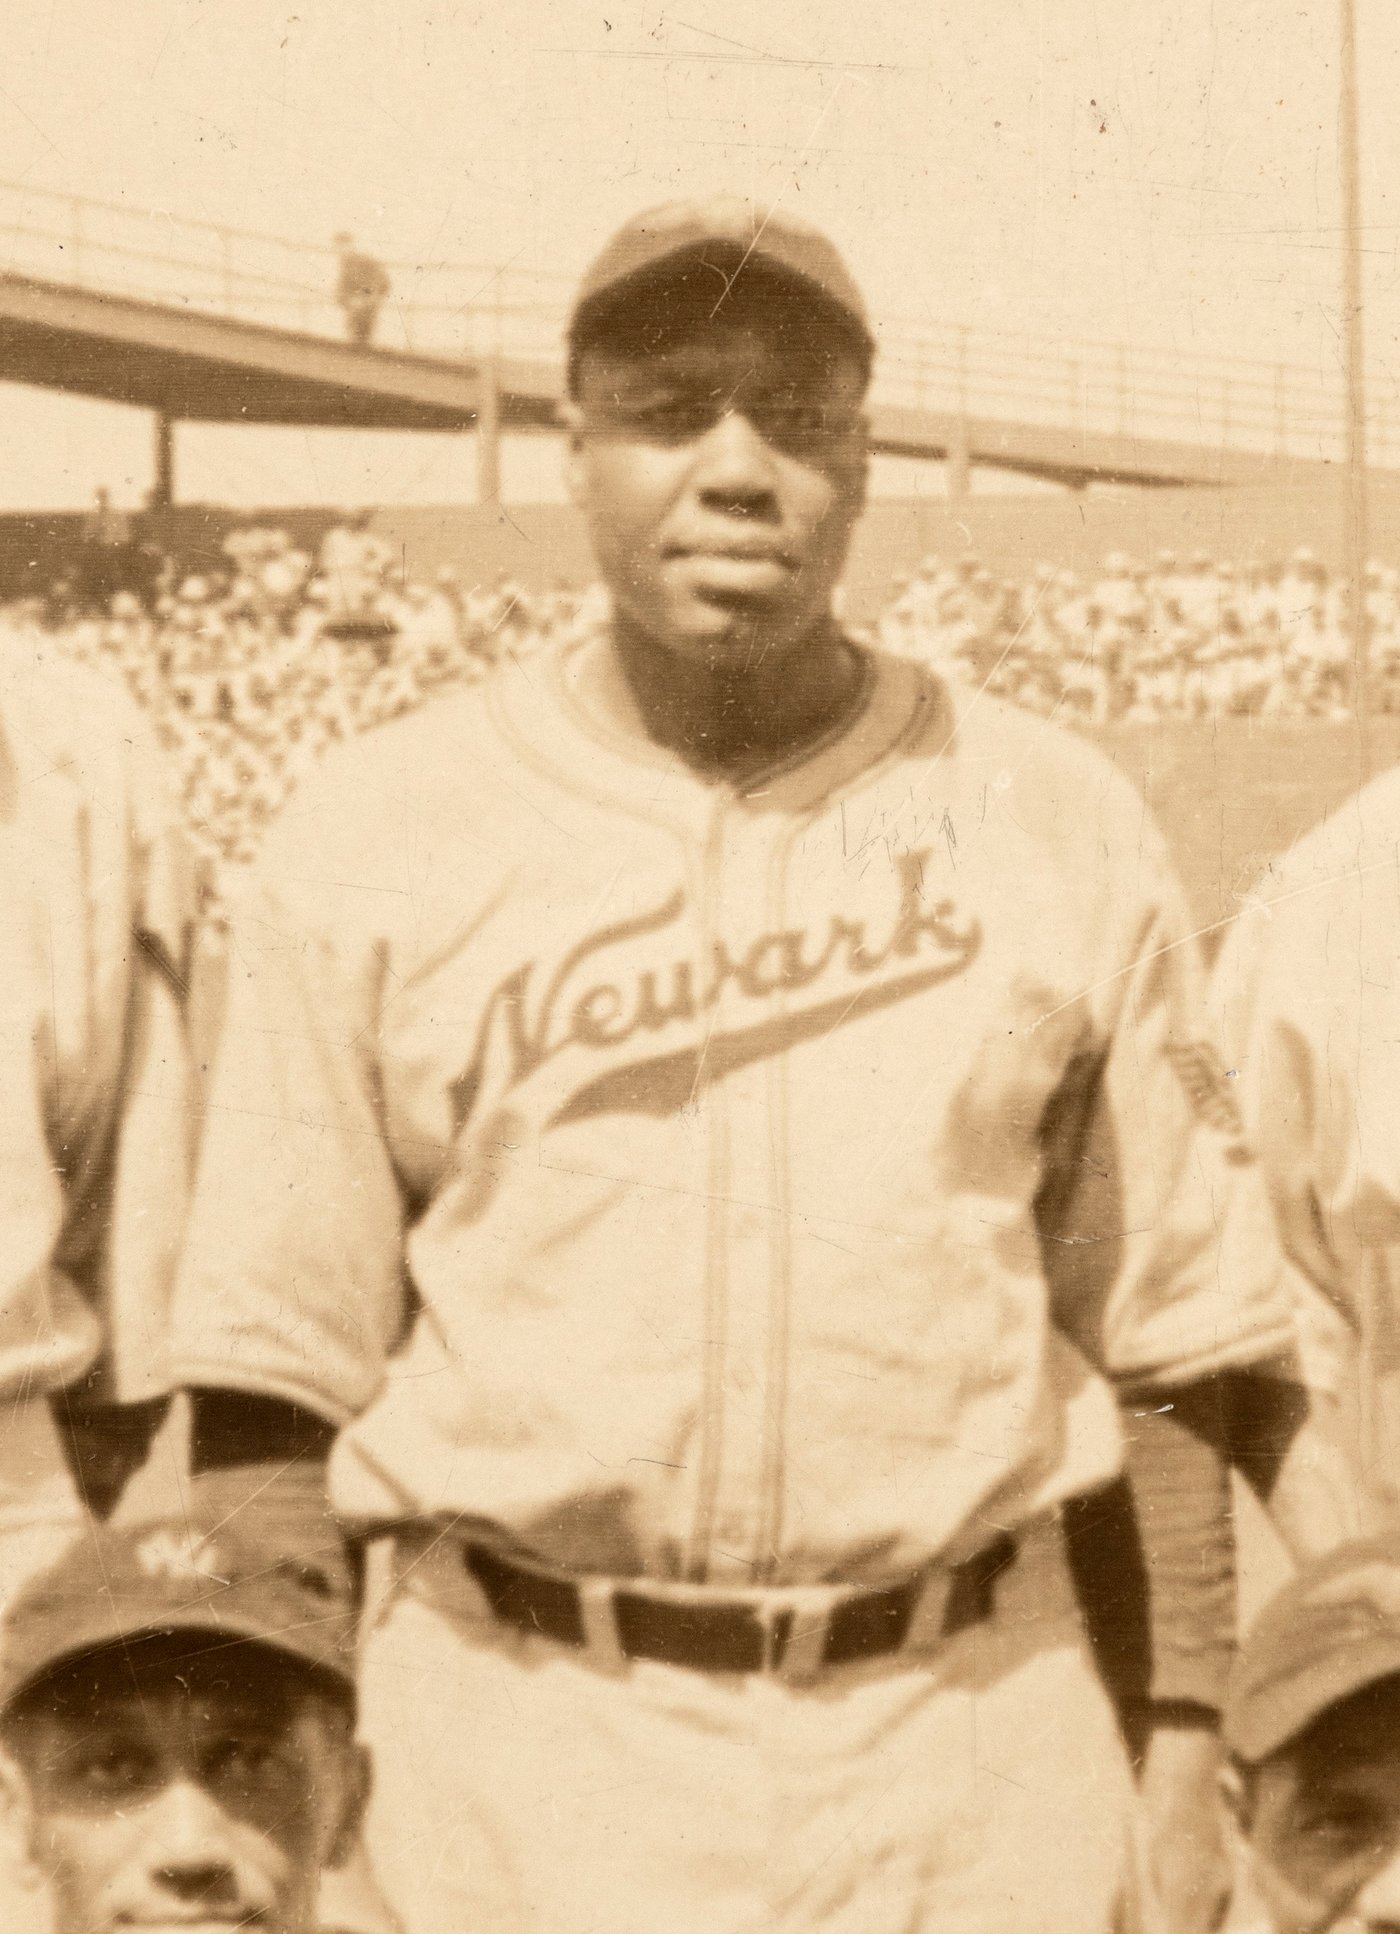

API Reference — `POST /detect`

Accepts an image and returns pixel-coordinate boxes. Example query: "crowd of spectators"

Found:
[2,528,1396,909]
[876,548,1400,721]
[4,518,589,909]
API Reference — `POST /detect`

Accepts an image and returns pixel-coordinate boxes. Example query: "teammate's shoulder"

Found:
[0,625,157,808]
[1258,759,1400,904]
[1218,766,1400,1020]
[289,675,493,797]
[250,681,507,918]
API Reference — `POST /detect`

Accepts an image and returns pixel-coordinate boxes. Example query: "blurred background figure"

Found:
[334,234,390,346]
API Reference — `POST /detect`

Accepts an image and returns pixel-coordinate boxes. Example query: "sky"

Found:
[2,0,1397,507]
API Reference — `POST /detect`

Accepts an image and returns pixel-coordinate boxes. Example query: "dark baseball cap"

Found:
[1225,1534,1400,1764]
[0,1509,358,1713]
[568,195,874,366]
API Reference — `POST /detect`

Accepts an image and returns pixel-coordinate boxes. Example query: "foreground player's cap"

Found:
[1225,1534,1400,1764]
[569,195,874,359]
[0,1508,358,1711]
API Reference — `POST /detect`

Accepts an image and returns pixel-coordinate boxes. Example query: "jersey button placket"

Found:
[692,794,787,1587]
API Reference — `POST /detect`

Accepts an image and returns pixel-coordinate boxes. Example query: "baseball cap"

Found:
[568,195,874,368]
[1225,1534,1400,1764]
[0,1509,358,1713]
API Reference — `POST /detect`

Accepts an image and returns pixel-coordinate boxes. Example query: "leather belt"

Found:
[461,1533,1019,1678]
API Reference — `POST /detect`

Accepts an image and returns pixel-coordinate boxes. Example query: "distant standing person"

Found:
[335,235,390,346]
[77,487,134,609]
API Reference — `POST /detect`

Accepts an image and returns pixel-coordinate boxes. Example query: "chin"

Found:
[648,606,812,673]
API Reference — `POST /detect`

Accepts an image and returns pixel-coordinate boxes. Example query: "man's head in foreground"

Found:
[0,1513,367,1934]
[562,196,874,682]
[1225,1535,1400,1933]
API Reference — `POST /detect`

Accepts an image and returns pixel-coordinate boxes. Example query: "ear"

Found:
[325,1740,372,1872]
[0,1745,43,1892]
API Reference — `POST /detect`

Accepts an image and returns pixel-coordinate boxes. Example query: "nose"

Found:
[146,1778,241,1906]
[691,409,781,520]
[1354,1841,1400,1928]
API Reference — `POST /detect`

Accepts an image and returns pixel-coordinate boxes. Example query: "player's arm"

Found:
[1041,810,1296,1932]
[0,675,196,1526]
[77,730,198,1386]
[1042,940,1292,1715]
[1209,882,1380,1553]
[0,864,107,1540]
[165,828,410,1533]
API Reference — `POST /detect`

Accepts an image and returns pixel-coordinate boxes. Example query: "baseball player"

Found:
[1222,1531,1400,1932]
[0,630,193,1584]
[169,199,1301,1934]
[1212,766,1400,1542]
[0,1504,369,1934]
[0,633,195,1927]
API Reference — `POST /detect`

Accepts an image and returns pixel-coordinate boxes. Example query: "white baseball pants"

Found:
[359,1516,1132,1934]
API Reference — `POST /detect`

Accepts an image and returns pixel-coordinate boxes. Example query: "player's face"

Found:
[1241,1722,1400,1933]
[565,319,868,673]
[0,1657,364,1934]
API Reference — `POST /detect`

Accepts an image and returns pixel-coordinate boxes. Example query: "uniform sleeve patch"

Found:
[1166,1040,1254,1164]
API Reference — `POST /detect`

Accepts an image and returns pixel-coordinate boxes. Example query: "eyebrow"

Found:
[51,1690,296,1730]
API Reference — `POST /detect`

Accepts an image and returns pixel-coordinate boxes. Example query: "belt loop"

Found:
[359,1534,399,1639]
[775,1606,829,1684]
[899,1565,954,1659]
[577,1574,628,1674]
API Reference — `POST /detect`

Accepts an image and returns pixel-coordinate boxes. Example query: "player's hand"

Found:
[1128,1723,1231,1934]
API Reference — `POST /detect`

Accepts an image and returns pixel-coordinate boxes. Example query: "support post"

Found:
[477,360,501,506]
[1339,0,1369,707]
[946,417,971,501]
[152,411,174,510]
[948,327,971,499]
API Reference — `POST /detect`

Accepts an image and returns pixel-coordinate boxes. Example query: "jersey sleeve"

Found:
[0,664,195,1407]
[0,873,99,1398]
[1038,809,1294,1388]
[166,833,409,1426]
[1211,831,1400,1395]
[93,767,199,1403]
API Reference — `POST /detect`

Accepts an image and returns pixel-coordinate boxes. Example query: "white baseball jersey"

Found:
[1214,764,1400,1505]
[0,627,193,1408]
[170,622,1289,1586]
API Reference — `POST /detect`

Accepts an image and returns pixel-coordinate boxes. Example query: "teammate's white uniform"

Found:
[0,629,192,1933]
[171,617,1289,1933]
[1215,763,1400,1532]
[0,631,191,1577]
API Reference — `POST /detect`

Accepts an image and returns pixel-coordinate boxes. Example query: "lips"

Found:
[666,541,796,567]
[664,544,798,602]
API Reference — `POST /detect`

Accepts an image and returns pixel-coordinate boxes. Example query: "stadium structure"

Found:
[2,176,1399,607]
